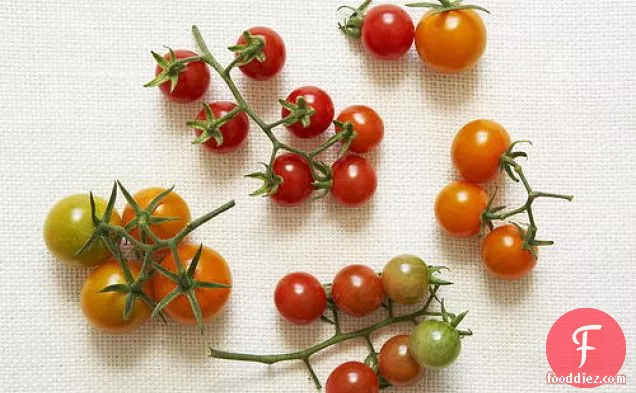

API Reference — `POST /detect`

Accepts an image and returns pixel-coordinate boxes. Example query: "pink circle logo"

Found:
[546,308,626,388]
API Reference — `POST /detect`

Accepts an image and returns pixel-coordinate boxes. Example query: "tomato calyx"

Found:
[332,120,358,155]
[407,0,490,14]
[279,96,316,128]
[228,30,266,66]
[338,0,372,39]
[144,47,202,92]
[188,102,246,146]
[245,162,284,196]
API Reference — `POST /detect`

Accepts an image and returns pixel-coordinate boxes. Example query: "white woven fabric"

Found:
[1,1,634,392]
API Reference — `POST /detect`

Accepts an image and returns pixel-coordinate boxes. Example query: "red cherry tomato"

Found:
[481,225,538,280]
[331,155,378,207]
[237,27,286,81]
[331,264,384,317]
[155,49,210,103]
[336,105,384,153]
[274,272,327,325]
[326,362,380,393]
[282,86,334,138]
[379,335,425,387]
[434,181,488,237]
[361,5,414,60]
[194,101,250,153]
[271,153,314,207]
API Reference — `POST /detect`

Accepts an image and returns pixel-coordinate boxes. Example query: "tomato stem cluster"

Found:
[78,181,235,332]
[210,268,469,390]
[189,26,355,197]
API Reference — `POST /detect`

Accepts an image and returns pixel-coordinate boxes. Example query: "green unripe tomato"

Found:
[409,319,461,369]
[382,255,430,305]
[43,194,122,268]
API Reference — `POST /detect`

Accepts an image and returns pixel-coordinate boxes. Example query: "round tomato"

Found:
[271,153,314,207]
[361,4,414,60]
[44,194,122,268]
[379,335,425,387]
[121,187,191,242]
[326,362,379,393]
[237,27,286,81]
[481,225,537,280]
[194,101,249,153]
[414,10,486,73]
[434,182,488,237]
[282,86,334,138]
[382,255,429,305]
[80,259,152,334]
[336,105,384,153]
[331,264,384,317]
[153,244,231,325]
[155,49,210,102]
[274,272,327,325]
[451,119,510,183]
[410,319,461,369]
[331,155,378,207]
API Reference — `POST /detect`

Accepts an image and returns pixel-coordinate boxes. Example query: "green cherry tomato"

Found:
[382,255,430,305]
[43,194,122,268]
[409,319,461,369]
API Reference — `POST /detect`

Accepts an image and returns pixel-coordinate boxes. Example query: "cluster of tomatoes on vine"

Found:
[44,184,234,333]
[147,26,384,207]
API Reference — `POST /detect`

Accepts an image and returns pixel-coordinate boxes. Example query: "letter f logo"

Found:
[572,325,602,368]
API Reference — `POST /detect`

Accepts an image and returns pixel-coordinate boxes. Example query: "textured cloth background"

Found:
[1,1,634,392]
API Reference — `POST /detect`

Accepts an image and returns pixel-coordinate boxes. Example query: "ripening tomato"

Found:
[194,101,250,153]
[331,155,378,207]
[282,86,334,138]
[155,49,210,102]
[451,120,510,183]
[414,10,487,73]
[121,187,191,242]
[44,194,122,268]
[153,244,232,325]
[410,319,461,369]
[80,259,152,334]
[361,5,414,60]
[326,362,379,393]
[379,335,425,387]
[237,27,286,80]
[382,255,430,305]
[271,153,314,207]
[335,105,384,153]
[481,225,537,280]
[274,272,327,325]
[435,182,488,237]
[331,264,384,317]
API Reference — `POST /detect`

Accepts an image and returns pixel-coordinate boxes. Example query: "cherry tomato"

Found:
[194,101,249,153]
[451,120,510,183]
[434,182,488,237]
[270,153,314,207]
[336,105,384,153]
[237,27,286,81]
[282,86,334,138]
[155,49,210,102]
[326,362,379,393]
[414,10,487,73]
[410,319,461,369]
[331,155,378,207]
[361,4,414,60]
[153,244,231,325]
[80,259,152,334]
[379,335,425,387]
[274,272,327,325]
[382,255,429,305]
[331,264,384,317]
[44,194,122,268]
[121,187,191,242]
[481,225,537,280]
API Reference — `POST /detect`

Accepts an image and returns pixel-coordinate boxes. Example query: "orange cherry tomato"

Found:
[121,187,191,242]
[481,225,537,280]
[451,120,510,183]
[80,259,152,334]
[414,10,486,73]
[153,244,232,325]
[435,181,488,237]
